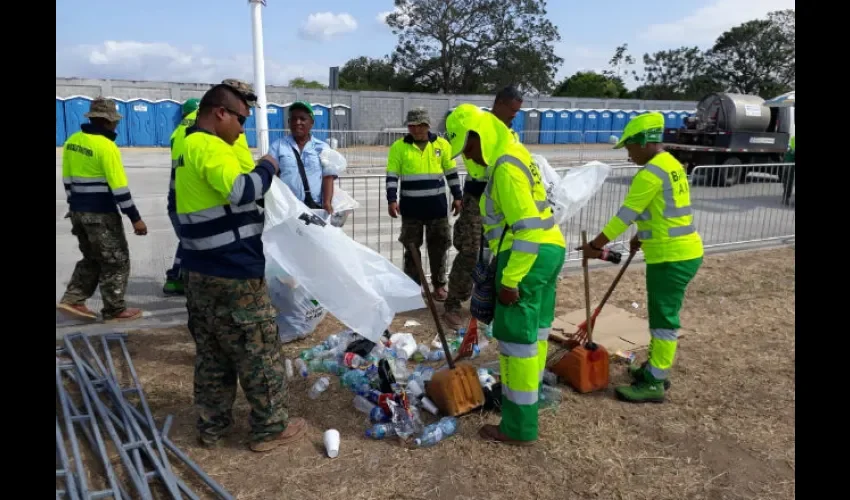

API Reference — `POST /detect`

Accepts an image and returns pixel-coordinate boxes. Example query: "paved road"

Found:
[56,148,795,330]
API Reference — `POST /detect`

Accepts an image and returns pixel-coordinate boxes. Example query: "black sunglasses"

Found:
[222,107,248,125]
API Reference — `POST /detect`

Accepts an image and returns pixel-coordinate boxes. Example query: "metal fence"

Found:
[332,162,795,275]
[256,129,633,170]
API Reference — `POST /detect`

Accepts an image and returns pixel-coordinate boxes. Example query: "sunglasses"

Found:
[221,107,248,125]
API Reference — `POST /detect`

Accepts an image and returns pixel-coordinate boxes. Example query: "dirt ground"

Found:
[90,246,795,500]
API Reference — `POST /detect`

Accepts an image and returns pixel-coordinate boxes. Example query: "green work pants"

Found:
[493,244,566,441]
[645,257,702,380]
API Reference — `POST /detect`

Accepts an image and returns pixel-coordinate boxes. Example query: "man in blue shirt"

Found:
[267,101,338,212]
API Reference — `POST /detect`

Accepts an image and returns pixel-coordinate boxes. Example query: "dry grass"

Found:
[98,246,794,500]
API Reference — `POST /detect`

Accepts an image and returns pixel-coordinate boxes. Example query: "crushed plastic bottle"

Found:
[341,369,369,389]
[307,377,330,399]
[413,365,435,382]
[300,345,328,360]
[294,359,309,378]
[413,417,458,448]
[284,359,294,379]
[539,384,563,409]
[427,350,445,362]
[342,352,367,369]
[542,370,558,386]
[365,423,396,440]
[387,399,419,440]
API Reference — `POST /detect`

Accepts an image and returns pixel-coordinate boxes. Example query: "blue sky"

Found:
[56,0,794,89]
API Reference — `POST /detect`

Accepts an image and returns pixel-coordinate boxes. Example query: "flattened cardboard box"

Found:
[550,305,689,353]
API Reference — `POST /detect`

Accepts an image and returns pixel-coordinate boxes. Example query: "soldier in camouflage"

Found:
[176,80,307,452]
[58,97,148,322]
[387,108,463,298]
[443,87,524,329]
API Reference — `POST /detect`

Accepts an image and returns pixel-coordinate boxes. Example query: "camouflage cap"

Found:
[84,97,122,122]
[220,78,258,107]
[406,107,431,126]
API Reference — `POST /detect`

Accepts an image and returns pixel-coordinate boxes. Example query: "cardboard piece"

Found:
[551,305,661,353]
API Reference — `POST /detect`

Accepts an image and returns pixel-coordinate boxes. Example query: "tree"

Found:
[704,10,795,97]
[385,0,563,94]
[603,44,637,81]
[288,77,326,89]
[636,47,721,100]
[339,56,401,91]
[553,71,627,98]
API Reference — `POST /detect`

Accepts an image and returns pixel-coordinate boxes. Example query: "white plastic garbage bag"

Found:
[263,177,424,342]
[308,187,360,227]
[532,155,612,224]
[267,260,328,343]
[319,148,348,176]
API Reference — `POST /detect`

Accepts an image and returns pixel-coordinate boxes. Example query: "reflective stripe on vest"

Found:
[623,161,696,241]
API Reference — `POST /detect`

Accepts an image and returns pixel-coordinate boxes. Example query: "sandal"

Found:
[432,287,448,302]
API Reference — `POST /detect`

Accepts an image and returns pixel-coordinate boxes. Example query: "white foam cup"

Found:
[324,429,340,458]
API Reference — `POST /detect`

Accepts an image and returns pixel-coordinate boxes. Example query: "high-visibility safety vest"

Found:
[62,124,141,223]
[386,132,463,220]
[174,126,276,279]
[462,125,520,198]
[168,110,254,212]
[478,115,565,289]
[602,151,703,264]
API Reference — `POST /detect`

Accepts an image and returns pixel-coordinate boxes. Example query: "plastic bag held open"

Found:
[319,148,348,176]
[262,177,424,342]
[531,155,612,224]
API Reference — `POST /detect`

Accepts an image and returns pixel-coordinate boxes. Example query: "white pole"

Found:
[249,0,269,155]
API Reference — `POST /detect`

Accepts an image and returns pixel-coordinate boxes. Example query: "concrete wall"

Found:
[56,77,699,132]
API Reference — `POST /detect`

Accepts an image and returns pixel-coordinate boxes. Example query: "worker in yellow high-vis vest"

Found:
[446,103,566,446]
[580,112,703,404]
[782,135,795,205]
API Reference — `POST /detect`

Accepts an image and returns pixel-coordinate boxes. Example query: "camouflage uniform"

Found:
[61,209,131,319]
[184,271,289,443]
[399,217,451,288]
[443,192,483,312]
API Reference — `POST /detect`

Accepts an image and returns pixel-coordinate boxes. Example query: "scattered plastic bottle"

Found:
[300,345,327,361]
[284,359,294,379]
[365,423,396,440]
[370,342,389,359]
[370,406,391,423]
[307,377,330,399]
[419,396,439,416]
[427,350,445,362]
[414,417,458,448]
[485,323,494,338]
[539,384,563,408]
[341,370,369,389]
[457,327,466,338]
[294,359,309,378]
[342,352,367,369]
[542,370,558,386]
[353,395,377,414]
[407,379,425,398]
[391,359,409,381]
[413,365,435,382]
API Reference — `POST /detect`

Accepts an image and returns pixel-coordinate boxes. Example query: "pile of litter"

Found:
[291,323,565,448]
[56,332,233,500]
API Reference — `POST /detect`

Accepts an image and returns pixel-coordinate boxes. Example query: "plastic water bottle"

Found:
[542,370,558,386]
[352,395,377,414]
[341,370,369,389]
[427,350,445,362]
[307,377,330,399]
[299,345,327,360]
[342,352,367,369]
[284,359,294,379]
[370,342,389,359]
[365,423,396,440]
[413,365,435,382]
[413,417,458,448]
[294,359,309,378]
[539,385,562,408]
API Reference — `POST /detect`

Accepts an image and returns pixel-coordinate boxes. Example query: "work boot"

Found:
[442,309,464,330]
[197,422,234,449]
[104,308,144,323]
[615,375,667,404]
[56,302,97,321]
[478,424,536,446]
[628,362,671,390]
[249,418,308,452]
[162,279,184,296]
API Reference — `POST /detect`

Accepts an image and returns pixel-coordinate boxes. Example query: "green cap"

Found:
[613,112,665,149]
[289,101,314,118]
[445,104,486,158]
[182,98,200,115]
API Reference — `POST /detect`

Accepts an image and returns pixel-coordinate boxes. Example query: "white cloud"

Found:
[55,41,329,86]
[639,0,796,45]
[298,12,358,41]
[376,5,410,26]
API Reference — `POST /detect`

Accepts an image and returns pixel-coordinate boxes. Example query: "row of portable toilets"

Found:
[56,96,695,148]
[55,96,352,148]
[495,108,696,145]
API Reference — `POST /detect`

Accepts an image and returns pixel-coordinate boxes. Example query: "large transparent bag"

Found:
[309,187,360,227]
[263,177,424,342]
[319,148,348,176]
[266,260,327,343]
[532,155,612,224]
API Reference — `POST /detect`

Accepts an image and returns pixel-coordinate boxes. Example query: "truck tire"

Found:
[709,157,742,187]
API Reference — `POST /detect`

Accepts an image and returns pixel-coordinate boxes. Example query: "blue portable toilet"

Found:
[64,96,92,138]
[154,100,182,147]
[113,99,129,147]
[127,99,156,146]
[597,110,613,143]
[568,110,586,144]
[611,110,628,139]
[665,111,679,129]
[311,104,330,141]
[56,98,66,146]
[523,109,541,144]
[510,109,526,142]
[583,110,600,144]
[554,110,571,145]
[539,110,557,144]
[243,108,257,148]
[677,111,690,128]
[628,110,639,122]
[267,103,285,144]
